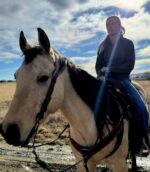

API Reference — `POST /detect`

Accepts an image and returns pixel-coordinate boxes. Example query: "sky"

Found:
[0,0,150,80]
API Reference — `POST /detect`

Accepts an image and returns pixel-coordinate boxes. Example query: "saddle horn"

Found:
[37,28,50,53]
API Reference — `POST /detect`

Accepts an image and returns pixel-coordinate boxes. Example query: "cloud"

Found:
[102,6,137,18]
[45,0,89,9]
[0,29,21,63]
[82,58,97,76]
[136,58,150,65]
[137,45,150,58]
[142,1,150,13]
[134,58,150,73]
[0,1,21,16]
[70,56,96,76]
[44,0,84,11]
[46,0,72,10]
[0,52,20,63]
[121,10,150,45]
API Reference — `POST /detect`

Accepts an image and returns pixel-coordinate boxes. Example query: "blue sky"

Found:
[0,0,150,80]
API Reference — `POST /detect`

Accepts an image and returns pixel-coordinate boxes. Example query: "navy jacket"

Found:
[95,36,135,78]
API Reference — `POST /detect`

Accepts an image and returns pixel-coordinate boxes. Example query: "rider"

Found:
[95,15,150,152]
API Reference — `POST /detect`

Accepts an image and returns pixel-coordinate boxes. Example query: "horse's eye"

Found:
[37,75,49,83]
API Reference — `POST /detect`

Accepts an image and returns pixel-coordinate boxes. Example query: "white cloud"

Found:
[82,58,97,77]
[135,58,150,65]
[134,58,150,73]
[70,56,97,76]
[121,10,150,44]
[0,52,20,63]
[137,45,150,57]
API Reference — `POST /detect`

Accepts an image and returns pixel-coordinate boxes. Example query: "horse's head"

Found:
[0,28,65,146]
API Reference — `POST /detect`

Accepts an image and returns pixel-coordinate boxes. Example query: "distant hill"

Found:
[131,71,150,80]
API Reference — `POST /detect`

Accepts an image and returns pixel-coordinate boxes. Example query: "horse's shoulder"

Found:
[131,80,146,100]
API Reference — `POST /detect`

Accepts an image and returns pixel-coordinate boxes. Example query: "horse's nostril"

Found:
[5,123,20,146]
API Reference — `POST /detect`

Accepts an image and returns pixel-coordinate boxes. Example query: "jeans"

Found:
[121,79,149,138]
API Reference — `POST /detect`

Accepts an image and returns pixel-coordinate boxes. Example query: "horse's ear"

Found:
[19,31,31,53]
[37,28,50,53]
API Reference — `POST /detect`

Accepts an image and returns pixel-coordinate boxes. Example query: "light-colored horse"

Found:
[0,28,130,172]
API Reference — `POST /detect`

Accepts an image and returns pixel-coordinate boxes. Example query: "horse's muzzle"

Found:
[0,123,21,146]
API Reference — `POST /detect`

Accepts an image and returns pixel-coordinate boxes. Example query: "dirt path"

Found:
[0,137,75,172]
[0,136,150,172]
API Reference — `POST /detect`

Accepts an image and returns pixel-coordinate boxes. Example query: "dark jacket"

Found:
[95,36,135,78]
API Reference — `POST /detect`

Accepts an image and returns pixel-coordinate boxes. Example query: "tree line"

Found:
[0,71,149,83]
[0,80,15,83]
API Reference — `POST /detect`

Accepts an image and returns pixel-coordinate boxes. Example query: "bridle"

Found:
[22,57,67,147]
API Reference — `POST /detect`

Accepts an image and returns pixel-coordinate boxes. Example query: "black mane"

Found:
[65,58,105,112]
[65,58,122,131]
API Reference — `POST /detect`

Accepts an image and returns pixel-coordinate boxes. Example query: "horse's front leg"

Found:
[109,160,128,172]
[71,141,96,172]
[76,160,96,172]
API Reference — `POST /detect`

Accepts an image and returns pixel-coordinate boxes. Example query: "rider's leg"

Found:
[122,79,149,147]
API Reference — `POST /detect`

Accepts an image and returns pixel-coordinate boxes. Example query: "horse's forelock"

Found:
[24,46,44,64]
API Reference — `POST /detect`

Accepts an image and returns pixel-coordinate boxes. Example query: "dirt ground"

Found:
[0,80,150,172]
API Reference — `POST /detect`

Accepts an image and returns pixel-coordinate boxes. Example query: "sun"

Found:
[120,0,143,10]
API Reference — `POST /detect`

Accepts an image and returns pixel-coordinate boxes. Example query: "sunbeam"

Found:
[119,0,143,10]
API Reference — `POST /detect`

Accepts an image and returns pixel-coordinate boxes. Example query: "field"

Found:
[0,83,15,121]
[0,81,150,171]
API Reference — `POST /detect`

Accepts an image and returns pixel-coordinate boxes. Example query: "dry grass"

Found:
[0,80,150,144]
[0,82,16,121]
[0,82,16,102]
[135,80,150,107]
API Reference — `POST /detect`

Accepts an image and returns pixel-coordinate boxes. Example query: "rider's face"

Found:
[106,18,121,36]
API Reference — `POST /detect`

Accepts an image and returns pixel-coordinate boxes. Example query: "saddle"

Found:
[103,80,149,155]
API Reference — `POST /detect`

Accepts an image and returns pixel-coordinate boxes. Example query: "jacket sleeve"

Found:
[126,40,135,70]
[95,48,105,76]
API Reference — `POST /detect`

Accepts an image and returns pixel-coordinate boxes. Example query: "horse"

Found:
[0,28,147,172]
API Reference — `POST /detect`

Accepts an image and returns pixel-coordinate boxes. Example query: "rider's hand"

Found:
[101,67,109,72]
[97,76,105,80]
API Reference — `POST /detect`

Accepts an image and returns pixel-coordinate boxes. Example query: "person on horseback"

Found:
[95,15,150,153]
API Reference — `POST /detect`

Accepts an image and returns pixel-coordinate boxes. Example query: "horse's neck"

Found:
[61,70,98,146]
